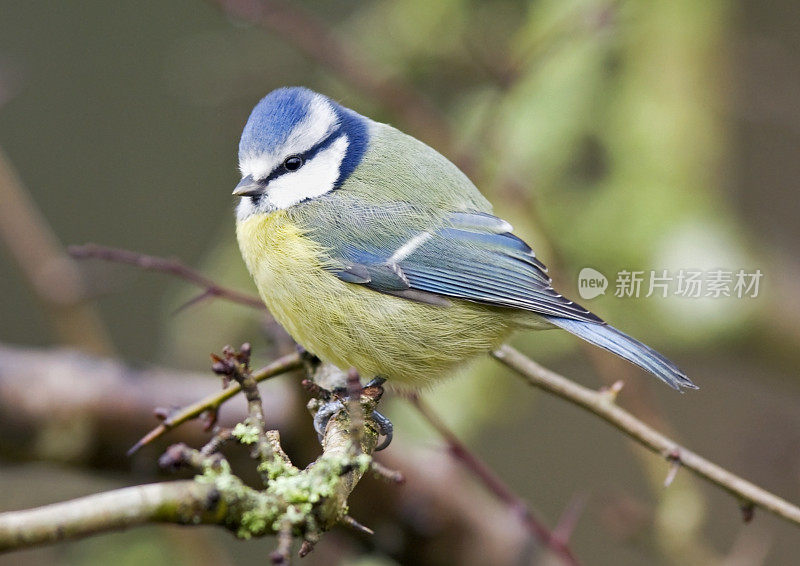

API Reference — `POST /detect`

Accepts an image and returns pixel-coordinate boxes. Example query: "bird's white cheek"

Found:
[266,135,349,210]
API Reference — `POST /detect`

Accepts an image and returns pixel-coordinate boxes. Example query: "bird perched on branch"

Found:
[233,87,697,414]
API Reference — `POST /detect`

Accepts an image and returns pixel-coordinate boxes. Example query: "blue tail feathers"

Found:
[543,317,697,391]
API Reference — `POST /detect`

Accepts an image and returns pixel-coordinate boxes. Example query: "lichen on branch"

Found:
[163,344,384,558]
[0,344,389,562]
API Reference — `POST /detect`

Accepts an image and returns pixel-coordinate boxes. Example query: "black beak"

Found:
[232,175,265,197]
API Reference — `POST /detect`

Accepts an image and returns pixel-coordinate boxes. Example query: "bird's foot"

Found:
[360,376,392,450]
[313,399,345,441]
[311,377,393,451]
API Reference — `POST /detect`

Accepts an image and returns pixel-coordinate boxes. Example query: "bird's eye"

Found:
[283,155,304,171]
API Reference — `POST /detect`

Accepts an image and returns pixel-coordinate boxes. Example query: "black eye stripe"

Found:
[260,131,344,184]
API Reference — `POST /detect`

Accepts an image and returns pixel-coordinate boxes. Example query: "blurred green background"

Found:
[1,0,799,564]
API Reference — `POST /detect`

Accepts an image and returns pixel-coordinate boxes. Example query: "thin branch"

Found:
[342,514,374,535]
[128,350,303,455]
[68,243,265,311]
[491,344,800,527]
[0,147,113,355]
[552,493,588,544]
[270,522,293,565]
[0,480,222,551]
[345,368,365,454]
[410,395,578,565]
[211,343,273,462]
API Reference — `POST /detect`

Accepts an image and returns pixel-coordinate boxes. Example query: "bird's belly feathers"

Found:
[236,212,514,387]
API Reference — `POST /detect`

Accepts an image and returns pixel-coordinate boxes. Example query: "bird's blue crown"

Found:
[238,87,368,188]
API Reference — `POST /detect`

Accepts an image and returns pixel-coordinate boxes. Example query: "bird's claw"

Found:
[372,409,393,451]
[311,377,393,450]
[313,399,345,442]
[364,376,387,389]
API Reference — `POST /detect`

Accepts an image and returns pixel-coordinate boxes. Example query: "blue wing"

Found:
[315,207,695,390]
[327,210,602,323]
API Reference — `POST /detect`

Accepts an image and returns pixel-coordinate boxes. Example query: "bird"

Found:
[233,87,697,406]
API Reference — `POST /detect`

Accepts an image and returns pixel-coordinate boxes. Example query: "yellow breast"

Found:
[236,211,513,388]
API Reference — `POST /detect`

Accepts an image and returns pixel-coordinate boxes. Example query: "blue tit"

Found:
[233,87,697,392]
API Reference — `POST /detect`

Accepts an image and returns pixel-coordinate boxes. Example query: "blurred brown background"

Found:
[1,1,799,565]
